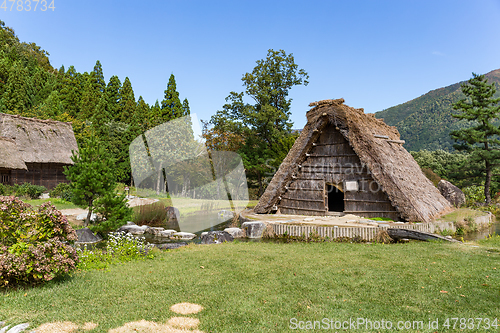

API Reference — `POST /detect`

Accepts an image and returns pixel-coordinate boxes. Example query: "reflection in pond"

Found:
[462,222,500,241]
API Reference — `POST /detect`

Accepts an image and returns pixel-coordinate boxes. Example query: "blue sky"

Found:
[3,0,500,128]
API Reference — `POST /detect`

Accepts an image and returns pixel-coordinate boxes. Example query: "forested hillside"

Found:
[0,21,190,184]
[375,69,500,151]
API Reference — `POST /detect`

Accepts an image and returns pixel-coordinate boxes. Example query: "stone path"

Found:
[2,302,204,333]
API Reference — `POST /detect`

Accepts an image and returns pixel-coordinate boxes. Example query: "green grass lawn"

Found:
[1,240,499,332]
[24,198,79,210]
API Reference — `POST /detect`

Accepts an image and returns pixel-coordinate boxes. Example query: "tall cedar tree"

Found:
[451,73,500,204]
[117,77,136,123]
[105,75,121,119]
[64,135,117,226]
[161,74,183,121]
[182,98,190,116]
[208,49,308,195]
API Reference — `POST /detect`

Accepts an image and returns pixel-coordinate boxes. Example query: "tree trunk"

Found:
[156,162,163,195]
[85,199,93,227]
[485,161,492,205]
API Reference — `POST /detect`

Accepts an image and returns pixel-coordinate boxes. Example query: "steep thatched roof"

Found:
[0,113,78,165]
[0,137,27,170]
[254,98,452,222]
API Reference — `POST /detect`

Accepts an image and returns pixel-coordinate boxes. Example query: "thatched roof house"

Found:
[0,113,78,189]
[254,99,451,222]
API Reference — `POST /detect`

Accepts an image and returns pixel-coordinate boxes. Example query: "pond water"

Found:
[462,222,500,241]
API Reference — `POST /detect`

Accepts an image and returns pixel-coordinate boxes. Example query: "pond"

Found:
[461,222,500,241]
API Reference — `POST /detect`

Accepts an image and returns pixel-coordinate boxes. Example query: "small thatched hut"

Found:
[0,113,78,189]
[254,99,451,222]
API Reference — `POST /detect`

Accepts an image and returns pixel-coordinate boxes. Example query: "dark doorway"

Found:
[326,184,344,212]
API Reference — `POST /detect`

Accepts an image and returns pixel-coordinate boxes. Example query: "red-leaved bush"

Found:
[0,196,79,287]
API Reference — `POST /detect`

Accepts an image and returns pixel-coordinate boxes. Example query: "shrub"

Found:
[0,197,79,287]
[462,185,486,206]
[90,192,133,236]
[0,183,14,196]
[13,183,47,199]
[49,182,73,202]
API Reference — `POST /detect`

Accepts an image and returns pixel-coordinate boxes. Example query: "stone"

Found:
[201,232,208,237]
[155,242,188,250]
[76,212,97,221]
[217,210,235,222]
[241,221,266,238]
[145,227,165,236]
[159,229,176,237]
[170,232,197,240]
[438,179,466,207]
[165,206,181,230]
[0,322,30,333]
[117,223,149,235]
[75,228,102,244]
[201,231,234,244]
[224,227,244,238]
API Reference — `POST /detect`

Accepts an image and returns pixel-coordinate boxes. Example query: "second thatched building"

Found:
[254,99,451,222]
[0,113,78,189]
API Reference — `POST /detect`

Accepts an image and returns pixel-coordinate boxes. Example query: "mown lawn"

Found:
[24,198,79,210]
[1,240,499,332]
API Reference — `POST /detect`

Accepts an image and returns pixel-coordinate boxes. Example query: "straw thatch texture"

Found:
[0,137,27,170]
[0,113,78,164]
[254,99,451,222]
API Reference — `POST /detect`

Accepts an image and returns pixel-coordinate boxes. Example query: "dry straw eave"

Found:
[0,113,78,165]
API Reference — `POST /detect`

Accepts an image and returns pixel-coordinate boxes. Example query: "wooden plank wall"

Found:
[278,124,401,220]
[10,163,70,190]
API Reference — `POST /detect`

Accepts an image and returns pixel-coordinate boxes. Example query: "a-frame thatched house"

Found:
[0,113,78,189]
[254,99,451,222]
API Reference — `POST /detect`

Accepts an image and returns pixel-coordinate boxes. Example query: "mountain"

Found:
[374,69,500,151]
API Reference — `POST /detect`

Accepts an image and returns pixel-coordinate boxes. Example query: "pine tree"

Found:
[182,98,190,116]
[136,96,150,132]
[59,66,83,118]
[161,74,183,121]
[105,75,121,119]
[64,135,117,226]
[450,73,500,204]
[90,96,112,140]
[117,77,136,123]
[149,100,161,128]
[80,78,102,120]
[1,62,30,114]
[91,60,106,94]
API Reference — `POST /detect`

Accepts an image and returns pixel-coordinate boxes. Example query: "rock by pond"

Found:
[117,222,149,235]
[241,221,266,238]
[165,206,181,230]
[201,231,234,244]
[170,232,197,240]
[218,210,235,222]
[224,227,244,238]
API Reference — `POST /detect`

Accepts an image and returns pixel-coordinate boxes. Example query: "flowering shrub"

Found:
[77,231,154,270]
[0,196,79,287]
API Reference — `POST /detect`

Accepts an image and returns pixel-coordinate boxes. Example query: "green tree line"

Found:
[0,20,189,185]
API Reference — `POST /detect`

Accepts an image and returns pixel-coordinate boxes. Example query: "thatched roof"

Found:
[0,137,27,170]
[0,113,78,165]
[254,98,452,222]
